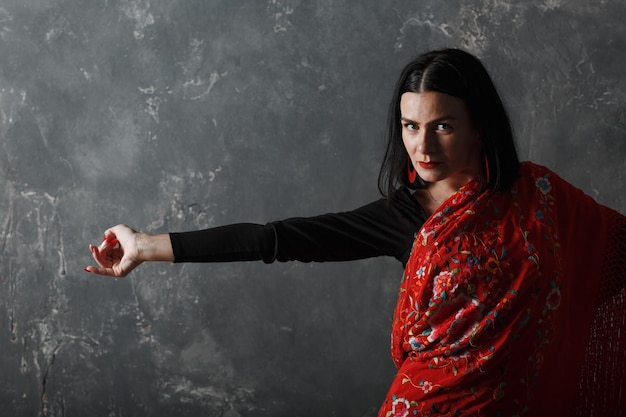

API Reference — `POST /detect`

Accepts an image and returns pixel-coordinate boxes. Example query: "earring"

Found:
[407,158,417,183]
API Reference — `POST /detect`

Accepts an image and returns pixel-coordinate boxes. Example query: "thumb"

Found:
[114,255,142,277]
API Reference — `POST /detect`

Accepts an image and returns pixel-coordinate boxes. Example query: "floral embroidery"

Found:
[408,336,424,351]
[535,175,552,194]
[492,383,506,401]
[383,163,564,417]
[546,284,562,311]
[421,380,434,394]
[485,256,502,275]
[432,271,457,299]
[391,397,410,417]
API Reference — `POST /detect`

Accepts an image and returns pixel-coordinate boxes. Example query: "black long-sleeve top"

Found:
[169,187,427,268]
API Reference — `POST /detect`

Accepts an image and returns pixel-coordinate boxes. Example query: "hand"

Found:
[84,224,143,277]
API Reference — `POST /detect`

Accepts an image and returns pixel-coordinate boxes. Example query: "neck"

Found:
[427,174,478,201]
[426,187,443,203]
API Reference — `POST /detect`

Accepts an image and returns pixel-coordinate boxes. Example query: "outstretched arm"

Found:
[84,224,174,277]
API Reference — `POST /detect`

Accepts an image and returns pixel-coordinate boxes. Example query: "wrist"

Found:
[136,232,174,262]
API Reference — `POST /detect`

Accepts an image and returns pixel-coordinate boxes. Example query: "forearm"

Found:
[169,223,276,263]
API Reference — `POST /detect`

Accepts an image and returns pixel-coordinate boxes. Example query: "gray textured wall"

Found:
[1,1,624,416]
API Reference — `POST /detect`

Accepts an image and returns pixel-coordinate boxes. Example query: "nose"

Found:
[416,129,436,155]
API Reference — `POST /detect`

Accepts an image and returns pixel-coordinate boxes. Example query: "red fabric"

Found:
[378,162,626,416]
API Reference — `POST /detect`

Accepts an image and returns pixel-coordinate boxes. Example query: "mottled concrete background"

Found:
[0,1,624,416]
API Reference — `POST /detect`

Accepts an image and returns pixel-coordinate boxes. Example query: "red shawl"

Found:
[378,162,626,416]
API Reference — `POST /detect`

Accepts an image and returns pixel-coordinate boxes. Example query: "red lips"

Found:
[418,161,442,169]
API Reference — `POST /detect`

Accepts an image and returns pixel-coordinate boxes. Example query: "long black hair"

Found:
[378,48,519,198]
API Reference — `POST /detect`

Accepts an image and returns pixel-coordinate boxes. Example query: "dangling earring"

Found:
[407,158,417,183]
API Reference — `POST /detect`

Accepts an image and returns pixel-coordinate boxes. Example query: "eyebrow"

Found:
[400,115,458,125]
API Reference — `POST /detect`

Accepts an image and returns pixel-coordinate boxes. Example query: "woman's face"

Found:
[400,91,482,189]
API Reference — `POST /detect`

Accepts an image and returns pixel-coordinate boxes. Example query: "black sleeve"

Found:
[169,187,426,267]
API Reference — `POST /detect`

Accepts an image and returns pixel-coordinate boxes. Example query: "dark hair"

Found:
[377,48,519,198]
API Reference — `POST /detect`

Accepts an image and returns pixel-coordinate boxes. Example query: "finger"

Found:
[98,238,120,251]
[83,265,125,278]
[103,228,118,243]
[90,244,110,268]
[90,239,121,265]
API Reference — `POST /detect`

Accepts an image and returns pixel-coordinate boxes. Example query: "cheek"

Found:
[401,135,413,154]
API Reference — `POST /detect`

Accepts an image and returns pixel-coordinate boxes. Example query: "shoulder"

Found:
[518,161,595,206]
[392,186,422,208]
[518,161,554,178]
[388,186,428,220]
[517,161,570,190]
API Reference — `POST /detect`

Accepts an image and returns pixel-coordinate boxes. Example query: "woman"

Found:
[85,49,625,416]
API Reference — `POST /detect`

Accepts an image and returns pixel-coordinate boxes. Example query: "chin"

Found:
[417,172,444,183]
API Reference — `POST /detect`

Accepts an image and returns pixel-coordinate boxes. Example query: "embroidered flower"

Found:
[485,257,502,275]
[416,266,425,278]
[433,271,457,299]
[408,336,425,351]
[420,227,436,244]
[534,209,545,221]
[467,254,479,267]
[493,383,505,401]
[391,397,411,417]
[421,380,434,394]
[535,176,552,194]
[546,287,561,311]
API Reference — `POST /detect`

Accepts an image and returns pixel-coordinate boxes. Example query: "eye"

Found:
[402,122,418,132]
[436,122,452,131]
